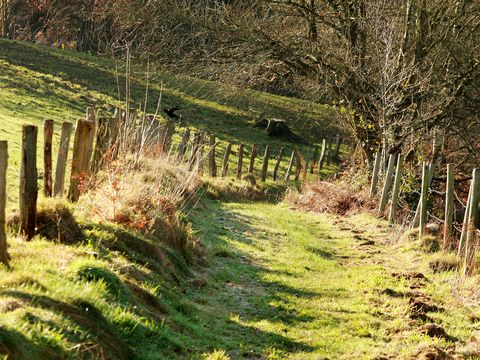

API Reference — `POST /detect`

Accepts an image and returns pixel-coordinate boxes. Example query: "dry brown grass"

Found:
[284,180,376,216]
[78,154,203,261]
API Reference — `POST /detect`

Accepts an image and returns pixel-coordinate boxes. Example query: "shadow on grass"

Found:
[183,199,349,357]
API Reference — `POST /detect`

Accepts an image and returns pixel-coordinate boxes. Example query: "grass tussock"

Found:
[284,181,376,215]
[429,252,459,273]
[79,154,203,262]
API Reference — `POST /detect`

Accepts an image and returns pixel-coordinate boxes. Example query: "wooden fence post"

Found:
[326,140,332,166]
[273,147,285,181]
[419,162,429,237]
[412,163,434,228]
[310,146,319,174]
[178,128,190,162]
[458,181,473,260]
[443,164,454,250]
[334,135,342,159]
[0,141,8,264]
[302,148,311,181]
[378,154,396,215]
[221,143,232,177]
[319,139,327,170]
[294,149,302,181]
[463,168,480,274]
[43,119,54,197]
[370,152,381,196]
[188,132,200,171]
[285,150,295,181]
[261,145,270,182]
[236,144,244,180]
[68,120,95,203]
[196,133,205,174]
[91,117,112,173]
[20,125,38,240]
[53,122,73,197]
[85,107,96,163]
[209,134,217,177]
[248,144,257,174]
[388,155,404,223]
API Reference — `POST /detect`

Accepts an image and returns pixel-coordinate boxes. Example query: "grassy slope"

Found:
[0,39,339,204]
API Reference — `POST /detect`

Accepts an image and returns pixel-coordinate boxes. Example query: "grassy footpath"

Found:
[185,199,477,359]
[0,39,339,204]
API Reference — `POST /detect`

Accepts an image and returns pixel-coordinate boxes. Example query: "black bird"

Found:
[163,106,182,120]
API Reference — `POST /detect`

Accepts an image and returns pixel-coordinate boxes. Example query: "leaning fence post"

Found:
[419,162,430,237]
[261,145,270,182]
[91,117,113,173]
[248,144,257,174]
[273,147,285,181]
[0,141,8,264]
[458,181,473,260]
[463,168,480,274]
[208,134,217,177]
[443,164,454,250]
[188,132,200,171]
[370,152,381,196]
[285,150,295,181]
[68,120,95,203]
[412,163,434,228]
[54,122,73,197]
[378,154,396,215]
[236,144,244,180]
[85,107,96,163]
[388,155,404,223]
[221,143,232,177]
[20,125,38,240]
[43,119,54,197]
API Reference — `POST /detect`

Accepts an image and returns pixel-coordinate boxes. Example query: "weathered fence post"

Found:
[273,147,285,181]
[221,143,232,177]
[412,163,434,228]
[419,162,430,237]
[285,150,295,181]
[463,168,480,274]
[261,145,270,182]
[310,146,319,174]
[370,152,382,197]
[0,141,8,264]
[334,135,342,160]
[388,155,404,223]
[68,120,95,203]
[326,140,332,166]
[20,125,38,240]
[209,134,217,177]
[294,149,302,181]
[196,133,205,175]
[53,122,73,197]
[319,139,327,170]
[458,181,473,260]
[302,148,311,181]
[43,119,54,197]
[248,144,257,174]
[85,107,96,163]
[236,144,244,180]
[178,128,190,162]
[378,154,396,215]
[91,117,112,173]
[443,164,454,250]
[188,132,200,171]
